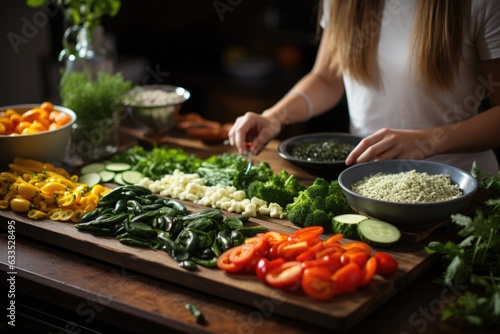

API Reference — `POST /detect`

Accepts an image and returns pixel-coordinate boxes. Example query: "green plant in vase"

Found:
[60,70,132,164]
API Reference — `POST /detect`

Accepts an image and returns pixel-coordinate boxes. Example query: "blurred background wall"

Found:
[0,0,349,137]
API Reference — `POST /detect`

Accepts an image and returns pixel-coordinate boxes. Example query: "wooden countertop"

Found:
[0,132,495,334]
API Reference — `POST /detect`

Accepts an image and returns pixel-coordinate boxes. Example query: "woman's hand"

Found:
[345,128,433,165]
[228,112,283,155]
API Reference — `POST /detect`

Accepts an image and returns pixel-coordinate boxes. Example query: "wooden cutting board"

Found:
[0,200,436,332]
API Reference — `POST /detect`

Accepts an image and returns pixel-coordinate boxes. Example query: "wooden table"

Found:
[0,133,495,334]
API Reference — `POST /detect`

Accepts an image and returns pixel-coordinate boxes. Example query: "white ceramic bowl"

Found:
[0,104,76,169]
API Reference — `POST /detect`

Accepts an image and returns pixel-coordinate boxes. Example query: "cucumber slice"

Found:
[99,170,116,183]
[105,162,132,172]
[78,172,101,187]
[357,219,401,248]
[80,162,105,174]
[121,170,144,185]
[332,214,368,239]
[113,172,126,185]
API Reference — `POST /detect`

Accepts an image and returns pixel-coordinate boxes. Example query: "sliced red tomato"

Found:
[229,243,256,265]
[341,241,372,257]
[266,261,303,290]
[244,235,268,257]
[301,267,335,302]
[255,257,285,283]
[217,248,245,273]
[289,226,324,240]
[264,231,289,245]
[267,239,287,260]
[289,231,322,246]
[324,233,343,245]
[301,254,342,274]
[295,242,325,262]
[331,262,363,294]
[315,244,344,261]
[361,256,378,286]
[277,240,310,261]
[340,250,369,268]
[373,252,399,275]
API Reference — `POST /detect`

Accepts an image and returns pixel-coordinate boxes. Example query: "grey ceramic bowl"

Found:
[123,85,190,136]
[278,132,362,179]
[0,104,76,169]
[337,160,478,226]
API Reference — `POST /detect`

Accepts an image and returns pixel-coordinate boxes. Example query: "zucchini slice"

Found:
[78,172,101,187]
[332,214,368,239]
[357,219,401,248]
[121,170,144,185]
[80,162,105,174]
[98,170,116,183]
[113,172,126,185]
[105,162,132,172]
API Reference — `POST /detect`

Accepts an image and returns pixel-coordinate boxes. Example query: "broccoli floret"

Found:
[306,177,330,198]
[304,209,330,227]
[285,178,354,229]
[286,194,311,224]
[311,196,325,211]
[246,170,305,208]
[325,180,353,214]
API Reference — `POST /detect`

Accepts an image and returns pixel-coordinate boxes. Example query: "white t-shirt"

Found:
[321,0,500,174]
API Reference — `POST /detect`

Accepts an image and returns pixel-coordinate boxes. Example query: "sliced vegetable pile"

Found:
[101,145,357,226]
[76,185,268,270]
[217,225,399,302]
[0,157,110,222]
[425,163,500,326]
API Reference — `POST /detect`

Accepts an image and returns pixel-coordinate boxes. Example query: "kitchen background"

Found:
[1,0,349,139]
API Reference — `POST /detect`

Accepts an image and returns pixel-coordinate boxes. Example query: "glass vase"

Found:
[62,25,114,79]
[66,116,120,166]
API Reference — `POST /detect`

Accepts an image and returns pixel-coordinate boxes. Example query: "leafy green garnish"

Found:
[426,163,500,326]
[110,146,202,179]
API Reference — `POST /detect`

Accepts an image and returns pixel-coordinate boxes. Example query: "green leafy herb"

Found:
[26,0,121,31]
[425,163,500,326]
[110,146,202,179]
[60,70,132,124]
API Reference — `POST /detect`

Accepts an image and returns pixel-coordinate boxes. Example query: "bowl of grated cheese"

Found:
[337,160,478,225]
[122,85,190,137]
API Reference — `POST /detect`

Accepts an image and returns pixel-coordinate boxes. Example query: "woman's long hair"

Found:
[321,0,466,90]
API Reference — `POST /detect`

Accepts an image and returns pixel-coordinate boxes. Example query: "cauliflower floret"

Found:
[251,197,267,207]
[242,202,257,217]
[258,205,271,216]
[227,199,243,213]
[268,202,286,219]
[232,190,247,201]
[196,196,212,207]
[138,177,153,187]
[218,197,233,211]
[184,193,199,202]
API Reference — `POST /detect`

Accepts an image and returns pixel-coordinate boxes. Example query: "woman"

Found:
[228,0,500,174]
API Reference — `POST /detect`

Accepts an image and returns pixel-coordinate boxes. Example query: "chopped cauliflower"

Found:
[138,169,287,219]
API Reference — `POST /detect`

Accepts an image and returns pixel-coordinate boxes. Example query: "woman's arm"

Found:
[228,30,345,154]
